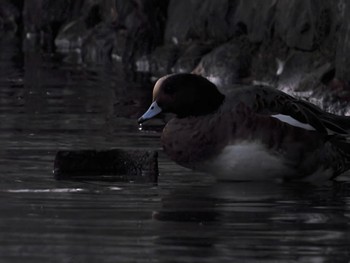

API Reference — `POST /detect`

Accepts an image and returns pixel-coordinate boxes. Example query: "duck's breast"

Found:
[161,114,230,165]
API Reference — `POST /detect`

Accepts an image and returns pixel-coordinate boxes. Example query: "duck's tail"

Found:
[329,135,350,178]
[325,115,350,133]
[298,100,350,134]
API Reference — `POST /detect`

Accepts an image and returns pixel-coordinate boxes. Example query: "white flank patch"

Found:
[200,143,294,181]
[271,114,316,131]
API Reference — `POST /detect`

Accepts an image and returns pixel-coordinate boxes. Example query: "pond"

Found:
[1,36,350,263]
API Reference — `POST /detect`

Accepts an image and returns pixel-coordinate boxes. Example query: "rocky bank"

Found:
[1,0,350,114]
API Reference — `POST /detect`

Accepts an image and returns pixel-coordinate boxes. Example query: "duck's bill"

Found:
[138,101,162,124]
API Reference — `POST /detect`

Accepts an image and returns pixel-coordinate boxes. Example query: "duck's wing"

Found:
[253,86,350,135]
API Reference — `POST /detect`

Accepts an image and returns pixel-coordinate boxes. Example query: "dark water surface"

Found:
[1,37,350,263]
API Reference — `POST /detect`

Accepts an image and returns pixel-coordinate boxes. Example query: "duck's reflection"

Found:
[152,180,350,262]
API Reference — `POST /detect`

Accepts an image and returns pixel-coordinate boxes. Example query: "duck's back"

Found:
[161,84,350,181]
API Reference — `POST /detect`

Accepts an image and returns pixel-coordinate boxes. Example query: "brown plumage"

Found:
[139,73,350,181]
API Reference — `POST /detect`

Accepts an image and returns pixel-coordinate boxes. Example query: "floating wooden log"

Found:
[54,149,158,183]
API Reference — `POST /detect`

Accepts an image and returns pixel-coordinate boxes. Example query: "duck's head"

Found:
[138,73,225,124]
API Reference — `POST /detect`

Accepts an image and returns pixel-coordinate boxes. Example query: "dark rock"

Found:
[336,0,350,82]
[193,38,253,91]
[136,41,215,77]
[53,0,167,66]
[54,149,159,183]
[23,0,78,51]
[136,44,180,77]
[165,0,238,43]
[275,0,332,51]
[120,0,168,69]
[55,19,88,53]
[172,42,215,73]
[54,1,117,53]
[278,51,332,91]
[249,38,289,87]
[0,0,20,35]
[81,23,117,64]
[13,0,350,114]
[111,30,127,63]
[232,0,277,43]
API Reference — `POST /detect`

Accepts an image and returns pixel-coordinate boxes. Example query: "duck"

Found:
[138,73,350,181]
